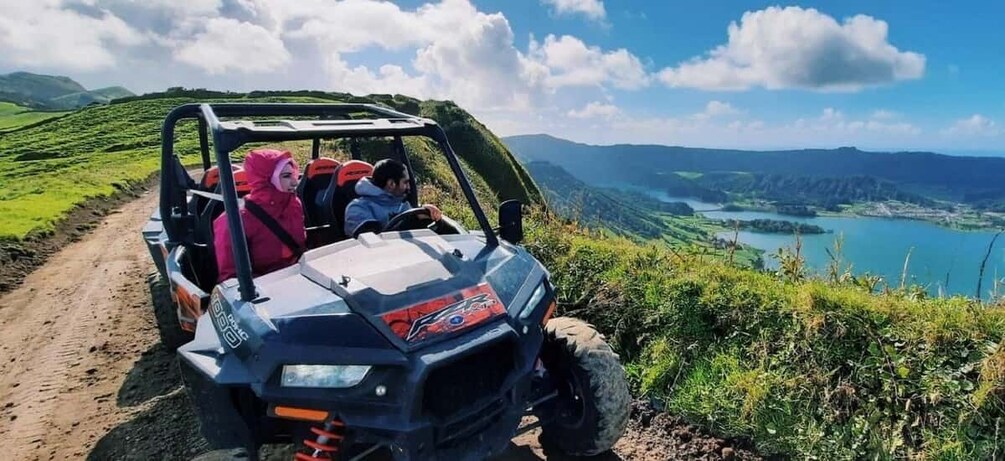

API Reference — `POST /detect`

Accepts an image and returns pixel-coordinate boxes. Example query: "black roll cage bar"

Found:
[160,102,498,302]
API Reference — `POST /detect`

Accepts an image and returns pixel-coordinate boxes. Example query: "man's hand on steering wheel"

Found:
[421,204,442,221]
[378,205,461,236]
[383,207,439,233]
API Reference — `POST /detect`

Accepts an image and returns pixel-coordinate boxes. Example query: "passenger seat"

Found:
[297,157,341,227]
[191,168,250,288]
[320,160,373,240]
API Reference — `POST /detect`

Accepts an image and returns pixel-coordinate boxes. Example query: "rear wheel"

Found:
[148,273,194,351]
[537,317,631,457]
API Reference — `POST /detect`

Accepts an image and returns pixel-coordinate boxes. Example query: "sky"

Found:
[1,0,1002,153]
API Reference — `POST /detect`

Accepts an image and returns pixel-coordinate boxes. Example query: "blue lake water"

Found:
[603,184,1005,297]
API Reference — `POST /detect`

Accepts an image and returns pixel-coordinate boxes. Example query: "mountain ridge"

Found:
[0,71,134,110]
[503,133,1005,207]
[506,133,992,160]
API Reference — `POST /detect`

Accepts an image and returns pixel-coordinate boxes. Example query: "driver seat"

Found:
[320,160,373,240]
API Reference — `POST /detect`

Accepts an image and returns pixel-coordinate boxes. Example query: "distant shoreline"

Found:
[731,201,1003,231]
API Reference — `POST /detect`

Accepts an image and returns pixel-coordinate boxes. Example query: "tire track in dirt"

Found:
[0,188,163,459]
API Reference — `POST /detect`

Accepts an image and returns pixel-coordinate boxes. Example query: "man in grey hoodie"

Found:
[344,159,442,237]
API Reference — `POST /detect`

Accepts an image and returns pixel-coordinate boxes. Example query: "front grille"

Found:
[422,340,515,421]
[437,398,506,447]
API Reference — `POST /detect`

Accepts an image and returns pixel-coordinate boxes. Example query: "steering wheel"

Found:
[382,207,464,235]
[383,207,436,233]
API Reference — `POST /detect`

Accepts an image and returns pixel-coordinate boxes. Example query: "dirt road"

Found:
[0,187,760,460]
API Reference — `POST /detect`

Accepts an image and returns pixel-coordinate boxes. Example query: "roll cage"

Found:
[160,103,498,302]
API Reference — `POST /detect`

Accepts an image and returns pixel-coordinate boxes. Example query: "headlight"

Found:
[517,281,548,320]
[280,365,371,388]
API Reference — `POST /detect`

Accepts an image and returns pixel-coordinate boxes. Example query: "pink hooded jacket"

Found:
[214,149,306,282]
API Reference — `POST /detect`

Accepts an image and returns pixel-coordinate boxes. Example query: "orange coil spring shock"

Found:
[295,418,345,461]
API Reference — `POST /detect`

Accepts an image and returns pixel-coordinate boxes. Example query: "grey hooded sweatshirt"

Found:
[343,177,411,237]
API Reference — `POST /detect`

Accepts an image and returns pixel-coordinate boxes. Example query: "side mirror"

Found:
[498,200,524,244]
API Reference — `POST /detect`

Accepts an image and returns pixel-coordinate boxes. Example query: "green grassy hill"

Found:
[0,72,85,102]
[0,72,135,110]
[524,161,765,267]
[526,160,689,238]
[0,92,539,239]
[526,218,1005,460]
[0,101,69,133]
[90,86,135,100]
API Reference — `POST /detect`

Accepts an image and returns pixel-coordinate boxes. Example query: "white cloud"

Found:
[541,0,606,21]
[244,0,548,109]
[173,18,290,74]
[275,2,644,107]
[567,101,620,119]
[942,115,1000,137]
[793,108,920,136]
[326,60,431,100]
[657,6,925,91]
[3,0,991,152]
[0,0,644,114]
[693,100,741,120]
[821,107,843,121]
[0,1,146,71]
[95,0,223,19]
[275,0,432,52]
[870,109,898,120]
[528,35,649,90]
[526,105,925,150]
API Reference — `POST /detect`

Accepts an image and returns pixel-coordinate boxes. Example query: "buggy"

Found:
[141,102,630,460]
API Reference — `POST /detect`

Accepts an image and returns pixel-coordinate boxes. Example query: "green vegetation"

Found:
[525,218,1005,460]
[661,172,727,203]
[525,161,694,239]
[525,160,762,266]
[49,86,135,109]
[419,100,540,206]
[0,102,68,133]
[524,161,764,266]
[723,218,826,234]
[697,172,934,208]
[0,71,134,110]
[775,204,818,217]
[0,91,539,239]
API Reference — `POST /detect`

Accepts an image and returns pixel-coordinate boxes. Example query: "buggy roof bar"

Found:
[161,102,499,302]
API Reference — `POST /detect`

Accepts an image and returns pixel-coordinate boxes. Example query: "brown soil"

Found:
[0,185,767,460]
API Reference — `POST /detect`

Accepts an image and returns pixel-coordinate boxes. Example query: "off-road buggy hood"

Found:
[180,229,550,385]
[247,229,545,352]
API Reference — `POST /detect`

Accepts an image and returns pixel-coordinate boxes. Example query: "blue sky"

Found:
[0,0,1001,152]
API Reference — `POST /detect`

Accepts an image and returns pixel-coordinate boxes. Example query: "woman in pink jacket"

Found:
[214,149,306,282]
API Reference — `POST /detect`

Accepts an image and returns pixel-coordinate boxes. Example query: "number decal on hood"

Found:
[211,296,249,350]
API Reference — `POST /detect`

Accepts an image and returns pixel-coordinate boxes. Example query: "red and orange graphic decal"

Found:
[380,284,506,344]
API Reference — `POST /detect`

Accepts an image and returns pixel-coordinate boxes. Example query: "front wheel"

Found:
[537,317,631,457]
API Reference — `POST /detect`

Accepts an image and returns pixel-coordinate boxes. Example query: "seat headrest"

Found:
[200,166,221,191]
[306,157,340,179]
[233,168,252,196]
[336,160,373,187]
